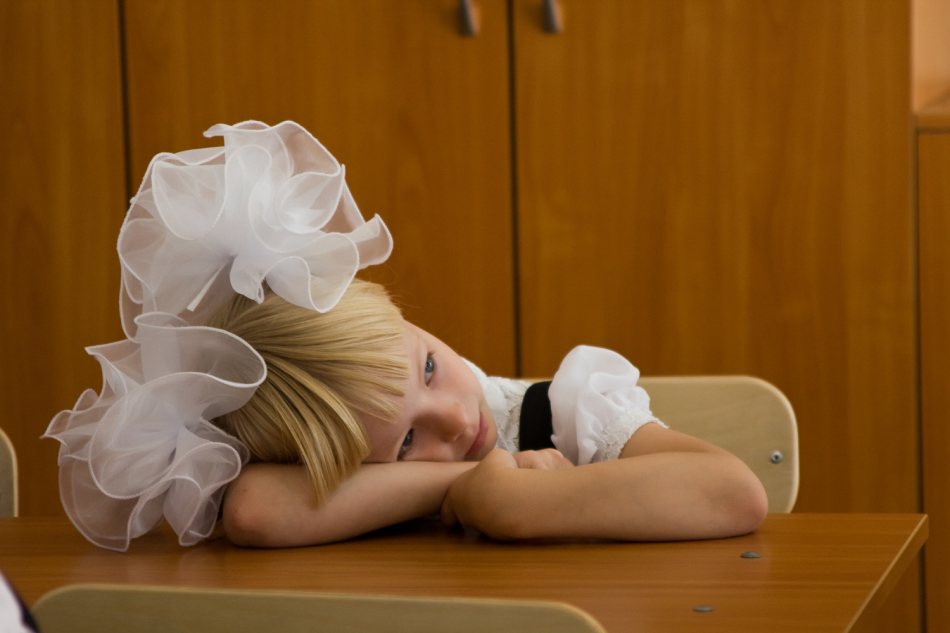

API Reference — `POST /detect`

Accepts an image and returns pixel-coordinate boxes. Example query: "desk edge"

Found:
[845,514,929,633]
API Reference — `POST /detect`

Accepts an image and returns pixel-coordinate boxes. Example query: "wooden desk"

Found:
[0,513,926,633]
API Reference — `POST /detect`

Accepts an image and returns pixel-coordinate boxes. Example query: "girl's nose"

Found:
[436,400,467,442]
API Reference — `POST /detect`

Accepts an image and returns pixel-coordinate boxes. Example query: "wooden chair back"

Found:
[32,584,605,633]
[639,376,799,513]
[0,427,16,517]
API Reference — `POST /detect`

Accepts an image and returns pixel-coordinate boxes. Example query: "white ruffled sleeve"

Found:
[549,346,666,465]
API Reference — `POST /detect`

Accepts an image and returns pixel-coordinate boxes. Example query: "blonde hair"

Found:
[207,279,408,504]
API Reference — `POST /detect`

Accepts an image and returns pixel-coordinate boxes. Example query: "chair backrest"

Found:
[0,427,17,517]
[32,584,605,633]
[639,376,799,513]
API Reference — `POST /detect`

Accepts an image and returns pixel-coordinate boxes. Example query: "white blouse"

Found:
[465,345,666,465]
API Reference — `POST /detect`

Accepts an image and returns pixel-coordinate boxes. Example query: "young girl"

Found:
[44,121,766,552]
[212,283,767,548]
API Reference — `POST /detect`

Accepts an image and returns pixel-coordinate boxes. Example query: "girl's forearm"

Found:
[523,452,766,540]
[450,451,767,541]
[223,461,476,548]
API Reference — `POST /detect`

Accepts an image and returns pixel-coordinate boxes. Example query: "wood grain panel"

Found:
[514,2,917,628]
[515,0,915,509]
[123,0,515,375]
[919,130,950,633]
[0,0,126,516]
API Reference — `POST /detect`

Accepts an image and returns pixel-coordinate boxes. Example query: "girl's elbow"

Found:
[220,479,301,547]
[728,473,769,534]
[221,495,270,547]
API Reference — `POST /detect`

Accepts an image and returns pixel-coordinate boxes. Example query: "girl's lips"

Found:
[465,412,487,459]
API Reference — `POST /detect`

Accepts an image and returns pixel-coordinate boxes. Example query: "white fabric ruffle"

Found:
[466,349,663,464]
[550,346,665,464]
[118,120,393,339]
[44,121,394,551]
[464,359,530,454]
[43,313,266,552]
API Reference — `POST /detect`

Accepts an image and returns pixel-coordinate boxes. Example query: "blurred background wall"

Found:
[4,1,950,630]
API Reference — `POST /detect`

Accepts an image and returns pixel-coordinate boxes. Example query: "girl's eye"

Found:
[398,429,414,459]
[424,354,435,384]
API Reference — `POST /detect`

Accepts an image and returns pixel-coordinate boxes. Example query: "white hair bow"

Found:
[44,122,393,551]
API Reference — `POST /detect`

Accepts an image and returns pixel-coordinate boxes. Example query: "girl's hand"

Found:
[513,448,574,470]
[440,449,521,538]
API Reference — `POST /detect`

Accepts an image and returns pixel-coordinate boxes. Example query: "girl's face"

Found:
[360,322,498,463]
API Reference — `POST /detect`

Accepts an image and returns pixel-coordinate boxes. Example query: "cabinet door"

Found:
[515,0,915,510]
[124,0,515,375]
[0,0,127,517]
[514,0,917,628]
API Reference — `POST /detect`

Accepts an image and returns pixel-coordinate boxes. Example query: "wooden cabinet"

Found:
[513,1,927,630]
[4,1,950,630]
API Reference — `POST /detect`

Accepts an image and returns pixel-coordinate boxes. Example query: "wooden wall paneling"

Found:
[0,0,127,517]
[514,1,918,629]
[122,0,515,376]
[919,125,950,633]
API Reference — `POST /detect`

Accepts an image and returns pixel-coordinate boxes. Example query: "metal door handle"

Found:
[543,0,563,33]
[459,0,480,36]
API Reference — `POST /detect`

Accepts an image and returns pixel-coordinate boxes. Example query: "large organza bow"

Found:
[44,314,264,551]
[119,120,393,337]
[44,122,394,551]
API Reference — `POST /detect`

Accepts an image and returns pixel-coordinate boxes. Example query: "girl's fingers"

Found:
[513,449,573,470]
[483,448,518,467]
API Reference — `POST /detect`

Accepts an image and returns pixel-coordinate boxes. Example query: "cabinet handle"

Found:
[459,0,480,36]
[543,0,563,33]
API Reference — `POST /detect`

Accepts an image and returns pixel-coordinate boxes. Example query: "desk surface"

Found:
[0,513,926,633]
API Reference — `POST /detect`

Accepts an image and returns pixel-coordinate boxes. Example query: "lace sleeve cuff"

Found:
[592,409,666,463]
